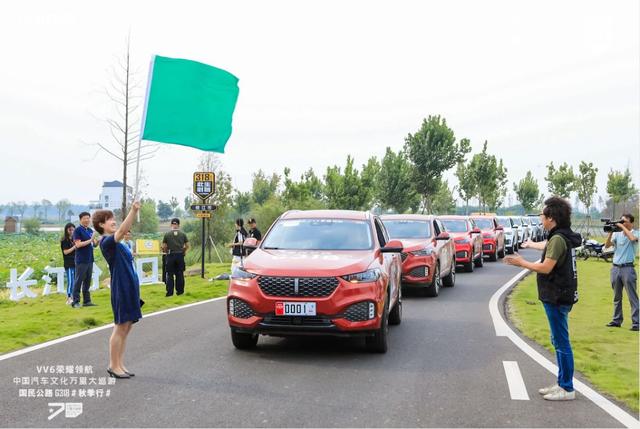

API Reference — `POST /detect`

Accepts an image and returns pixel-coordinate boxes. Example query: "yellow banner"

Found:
[136,239,161,255]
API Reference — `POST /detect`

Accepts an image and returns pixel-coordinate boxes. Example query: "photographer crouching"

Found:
[604,214,638,331]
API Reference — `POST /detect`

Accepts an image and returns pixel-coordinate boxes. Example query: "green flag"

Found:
[141,55,239,153]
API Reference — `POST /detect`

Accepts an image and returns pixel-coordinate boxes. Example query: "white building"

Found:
[89,180,132,211]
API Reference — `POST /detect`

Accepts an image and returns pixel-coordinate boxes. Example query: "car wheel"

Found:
[389,288,402,325]
[366,298,389,353]
[498,245,505,258]
[230,328,258,350]
[424,263,441,297]
[464,258,474,272]
[489,248,498,262]
[442,260,456,287]
[506,245,514,255]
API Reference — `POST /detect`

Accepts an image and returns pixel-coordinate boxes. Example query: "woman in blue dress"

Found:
[92,202,142,379]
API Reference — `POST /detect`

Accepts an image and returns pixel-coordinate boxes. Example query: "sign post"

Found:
[193,172,217,278]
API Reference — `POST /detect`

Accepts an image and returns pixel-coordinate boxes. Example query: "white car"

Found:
[496,216,518,254]
[510,216,527,245]
[526,216,543,241]
[519,217,532,243]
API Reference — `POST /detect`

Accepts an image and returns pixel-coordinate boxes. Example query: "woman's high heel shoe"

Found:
[124,371,135,377]
[107,368,131,379]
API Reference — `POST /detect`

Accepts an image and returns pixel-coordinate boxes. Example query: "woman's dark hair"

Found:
[61,223,75,241]
[235,218,244,227]
[92,210,114,235]
[542,196,572,228]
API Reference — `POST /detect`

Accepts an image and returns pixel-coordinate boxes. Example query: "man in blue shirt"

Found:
[605,213,638,331]
[71,212,99,308]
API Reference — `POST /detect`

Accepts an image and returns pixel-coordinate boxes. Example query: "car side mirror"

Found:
[381,239,403,253]
[435,232,450,241]
[243,238,258,249]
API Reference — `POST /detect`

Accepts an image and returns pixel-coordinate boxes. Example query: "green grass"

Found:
[508,258,639,412]
[0,263,229,354]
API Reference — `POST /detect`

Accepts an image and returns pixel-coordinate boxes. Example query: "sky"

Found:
[0,0,638,209]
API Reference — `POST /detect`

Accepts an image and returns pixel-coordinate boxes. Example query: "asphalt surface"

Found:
[0,248,633,427]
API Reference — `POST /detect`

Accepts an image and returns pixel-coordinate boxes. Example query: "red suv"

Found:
[438,215,484,272]
[380,215,455,297]
[470,215,505,261]
[227,210,403,353]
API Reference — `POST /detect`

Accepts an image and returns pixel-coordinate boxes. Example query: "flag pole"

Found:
[134,56,156,222]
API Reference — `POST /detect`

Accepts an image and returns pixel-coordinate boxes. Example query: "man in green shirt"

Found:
[162,218,189,296]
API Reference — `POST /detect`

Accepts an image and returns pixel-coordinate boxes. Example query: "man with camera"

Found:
[604,214,638,331]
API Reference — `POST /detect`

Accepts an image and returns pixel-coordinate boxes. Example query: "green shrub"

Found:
[23,218,41,234]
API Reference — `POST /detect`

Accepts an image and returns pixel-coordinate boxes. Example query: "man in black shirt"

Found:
[162,218,189,296]
[246,218,262,256]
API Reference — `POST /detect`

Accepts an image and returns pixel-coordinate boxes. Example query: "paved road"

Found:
[0,249,633,427]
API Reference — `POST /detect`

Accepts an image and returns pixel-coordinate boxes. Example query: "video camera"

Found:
[601,218,623,233]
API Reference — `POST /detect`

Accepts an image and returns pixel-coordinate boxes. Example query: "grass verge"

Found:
[0,263,229,354]
[508,258,639,412]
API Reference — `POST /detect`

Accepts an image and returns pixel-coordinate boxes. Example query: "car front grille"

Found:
[456,251,468,259]
[483,244,493,251]
[408,266,427,277]
[344,301,371,322]
[258,276,339,297]
[229,298,254,319]
[262,314,333,326]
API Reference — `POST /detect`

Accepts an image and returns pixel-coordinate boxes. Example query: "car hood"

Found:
[449,231,471,239]
[243,249,375,277]
[397,238,434,252]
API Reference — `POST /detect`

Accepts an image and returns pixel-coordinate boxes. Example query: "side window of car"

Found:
[374,219,387,247]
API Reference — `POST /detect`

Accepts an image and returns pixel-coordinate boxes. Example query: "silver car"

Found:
[496,216,518,253]
[510,217,526,245]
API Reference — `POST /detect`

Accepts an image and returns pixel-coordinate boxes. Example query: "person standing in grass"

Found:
[505,196,582,401]
[60,222,76,305]
[71,212,99,308]
[604,213,638,331]
[93,202,142,379]
[162,218,189,297]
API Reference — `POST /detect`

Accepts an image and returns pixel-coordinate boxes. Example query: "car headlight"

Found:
[410,248,433,256]
[231,267,257,280]
[342,269,381,283]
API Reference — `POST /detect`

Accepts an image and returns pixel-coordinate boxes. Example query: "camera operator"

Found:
[604,214,638,331]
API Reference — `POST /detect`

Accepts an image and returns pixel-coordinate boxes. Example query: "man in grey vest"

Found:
[605,213,638,331]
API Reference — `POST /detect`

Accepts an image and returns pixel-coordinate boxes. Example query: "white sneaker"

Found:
[543,388,575,401]
[538,384,561,395]
[65,297,73,305]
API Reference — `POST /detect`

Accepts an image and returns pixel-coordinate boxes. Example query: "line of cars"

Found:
[226,209,542,354]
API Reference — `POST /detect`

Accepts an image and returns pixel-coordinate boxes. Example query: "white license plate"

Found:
[275,302,316,316]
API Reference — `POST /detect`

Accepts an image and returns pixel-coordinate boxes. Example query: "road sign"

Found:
[193,172,215,201]
[195,212,211,219]
[190,204,217,211]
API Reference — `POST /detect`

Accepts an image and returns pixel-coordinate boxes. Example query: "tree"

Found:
[404,116,471,213]
[232,191,253,217]
[94,36,158,219]
[251,170,280,206]
[376,147,418,213]
[157,200,173,221]
[31,201,41,220]
[455,160,477,214]
[513,171,540,213]
[14,201,28,218]
[56,199,72,222]
[545,162,575,198]
[360,156,381,209]
[23,218,41,234]
[134,199,159,233]
[606,168,637,219]
[282,168,326,210]
[169,196,180,215]
[323,156,372,210]
[66,209,75,220]
[575,161,598,224]
[431,180,456,214]
[469,141,507,213]
[41,199,52,221]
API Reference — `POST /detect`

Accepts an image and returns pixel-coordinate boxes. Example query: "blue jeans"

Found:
[543,302,574,392]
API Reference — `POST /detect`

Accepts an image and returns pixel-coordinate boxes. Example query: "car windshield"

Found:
[473,219,494,229]
[441,219,469,232]
[528,218,538,225]
[261,218,373,250]
[382,220,431,239]
[520,218,529,225]
[496,217,511,227]
[511,217,522,226]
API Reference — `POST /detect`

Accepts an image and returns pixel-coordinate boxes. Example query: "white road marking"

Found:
[491,267,640,428]
[502,361,530,400]
[0,296,227,362]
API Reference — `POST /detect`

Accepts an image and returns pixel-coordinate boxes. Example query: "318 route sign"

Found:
[193,172,215,201]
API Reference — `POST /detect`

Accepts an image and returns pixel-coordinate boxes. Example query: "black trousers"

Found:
[73,262,93,304]
[166,253,186,295]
